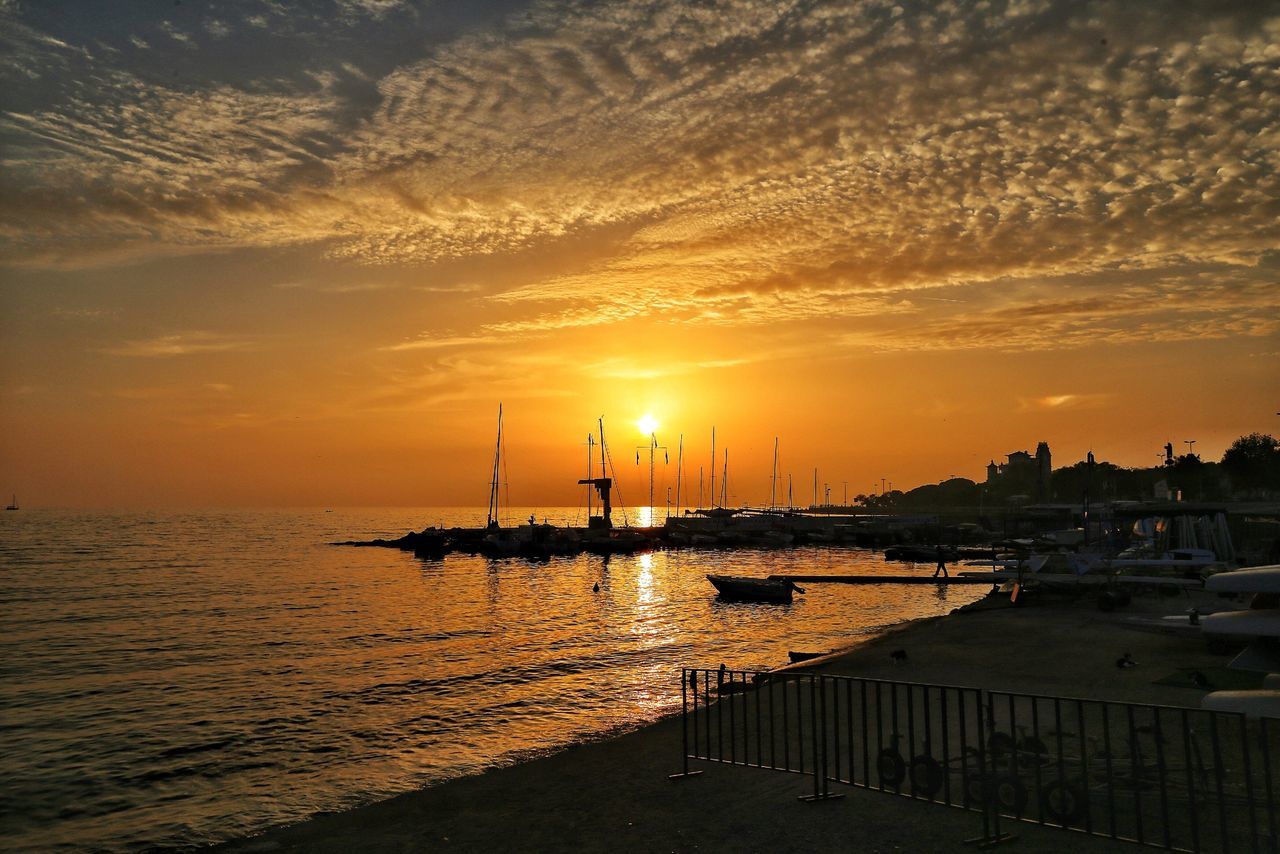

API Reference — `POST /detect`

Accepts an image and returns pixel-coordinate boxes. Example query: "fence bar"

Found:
[1102,703,1117,839]
[1239,713,1259,854]
[1179,709,1200,853]
[1263,718,1278,854]
[1127,704,1145,844]
[1152,708,1172,850]
[1209,711,1228,848]
[1072,699,1091,835]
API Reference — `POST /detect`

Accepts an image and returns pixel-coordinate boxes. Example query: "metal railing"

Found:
[673,668,1280,852]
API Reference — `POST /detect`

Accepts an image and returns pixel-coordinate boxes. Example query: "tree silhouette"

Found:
[1221,433,1280,494]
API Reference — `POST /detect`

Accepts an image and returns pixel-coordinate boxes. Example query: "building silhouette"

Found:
[986,442,1052,501]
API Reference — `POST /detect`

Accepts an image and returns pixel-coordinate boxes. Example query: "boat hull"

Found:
[707,574,796,603]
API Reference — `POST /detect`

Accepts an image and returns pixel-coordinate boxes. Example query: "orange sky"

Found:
[1,1,1277,508]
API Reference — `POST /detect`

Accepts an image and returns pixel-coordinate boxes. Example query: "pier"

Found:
[771,574,996,585]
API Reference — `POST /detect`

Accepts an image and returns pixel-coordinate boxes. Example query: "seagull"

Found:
[1116,652,1137,669]
[890,649,908,664]
[593,582,600,592]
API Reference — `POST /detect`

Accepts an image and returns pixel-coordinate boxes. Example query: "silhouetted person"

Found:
[933,545,948,578]
[717,662,727,688]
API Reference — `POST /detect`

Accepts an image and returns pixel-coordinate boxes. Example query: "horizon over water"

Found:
[0,507,983,851]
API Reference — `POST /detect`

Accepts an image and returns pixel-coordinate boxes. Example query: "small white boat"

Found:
[1201,689,1280,718]
[707,574,804,603]
[1205,564,1280,594]
[1200,609,1280,639]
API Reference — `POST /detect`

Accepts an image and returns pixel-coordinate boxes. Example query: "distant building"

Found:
[1036,442,1052,501]
[986,442,1052,501]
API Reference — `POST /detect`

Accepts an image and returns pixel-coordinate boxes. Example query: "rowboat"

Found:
[707,574,804,603]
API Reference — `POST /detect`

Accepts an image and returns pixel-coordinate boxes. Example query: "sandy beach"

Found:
[211,589,1252,853]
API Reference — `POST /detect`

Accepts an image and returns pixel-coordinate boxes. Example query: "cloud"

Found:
[101,331,258,357]
[0,0,1277,353]
[380,334,503,352]
[1017,394,1115,412]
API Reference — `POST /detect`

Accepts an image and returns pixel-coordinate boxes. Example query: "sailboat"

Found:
[479,405,522,556]
[5,494,17,511]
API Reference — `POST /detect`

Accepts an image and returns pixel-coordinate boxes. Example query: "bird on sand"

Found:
[1116,652,1137,669]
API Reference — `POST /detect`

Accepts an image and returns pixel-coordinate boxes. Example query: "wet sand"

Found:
[212,589,1236,853]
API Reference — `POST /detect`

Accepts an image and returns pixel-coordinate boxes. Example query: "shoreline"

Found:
[210,589,1239,853]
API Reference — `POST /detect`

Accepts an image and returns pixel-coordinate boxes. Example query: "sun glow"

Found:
[636,413,659,435]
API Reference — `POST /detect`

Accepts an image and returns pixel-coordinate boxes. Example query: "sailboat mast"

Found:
[709,427,716,509]
[675,434,684,517]
[586,433,595,516]
[771,437,779,510]
[721,448,728,509]
[649,434,656,514]
[487,403,503,528]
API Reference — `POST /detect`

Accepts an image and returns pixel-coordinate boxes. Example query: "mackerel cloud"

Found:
[2,0,1278,344]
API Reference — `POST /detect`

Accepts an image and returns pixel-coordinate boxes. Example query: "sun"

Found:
[636,413,659,435]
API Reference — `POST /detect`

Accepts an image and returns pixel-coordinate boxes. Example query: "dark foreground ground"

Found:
[213,589,1253,853]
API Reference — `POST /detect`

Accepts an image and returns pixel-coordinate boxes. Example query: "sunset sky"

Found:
[1,0,1277,508]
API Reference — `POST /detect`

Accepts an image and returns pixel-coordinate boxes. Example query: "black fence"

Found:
[673,668,1280,852]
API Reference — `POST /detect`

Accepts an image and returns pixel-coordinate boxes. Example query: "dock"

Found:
[771,574,997,585]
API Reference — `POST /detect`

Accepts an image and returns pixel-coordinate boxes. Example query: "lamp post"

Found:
[1184,439,1196,458]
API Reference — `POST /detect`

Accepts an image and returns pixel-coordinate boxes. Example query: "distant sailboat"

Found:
[5,494,17,511]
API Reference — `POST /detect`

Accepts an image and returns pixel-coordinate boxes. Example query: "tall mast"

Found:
[598,417,607,475]
[698,467,703,509]
[709,427,716,509]
[788,474,793,510]
[813,467,818,507]
[675,434,684,517]
[486,403,503,528]
[586,433,595,516]
[649,434,656,513]
[770,437,779,510]
[721,448,728,508]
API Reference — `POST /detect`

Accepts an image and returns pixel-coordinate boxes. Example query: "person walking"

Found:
[933,545,948,578]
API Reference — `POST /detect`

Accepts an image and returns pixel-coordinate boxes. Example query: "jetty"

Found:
[771,574,995,585]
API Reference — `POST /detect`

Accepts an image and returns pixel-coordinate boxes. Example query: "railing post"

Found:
[965,690,1015,848]
[799,674,843,802]
[669,668,703,780]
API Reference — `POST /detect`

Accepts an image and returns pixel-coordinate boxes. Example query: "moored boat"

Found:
[707,574,803,603]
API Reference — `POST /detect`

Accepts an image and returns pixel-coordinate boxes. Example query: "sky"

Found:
[1,0,1277,509]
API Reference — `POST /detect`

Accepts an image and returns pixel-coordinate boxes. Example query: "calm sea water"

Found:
[0,507,982,852]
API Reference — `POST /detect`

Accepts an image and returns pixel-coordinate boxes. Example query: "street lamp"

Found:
[1184,439,1196,458]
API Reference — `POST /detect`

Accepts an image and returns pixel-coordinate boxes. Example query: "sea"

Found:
[0,507,984,852]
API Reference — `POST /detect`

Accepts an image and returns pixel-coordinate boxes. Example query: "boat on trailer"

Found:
[707,574,804,603]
